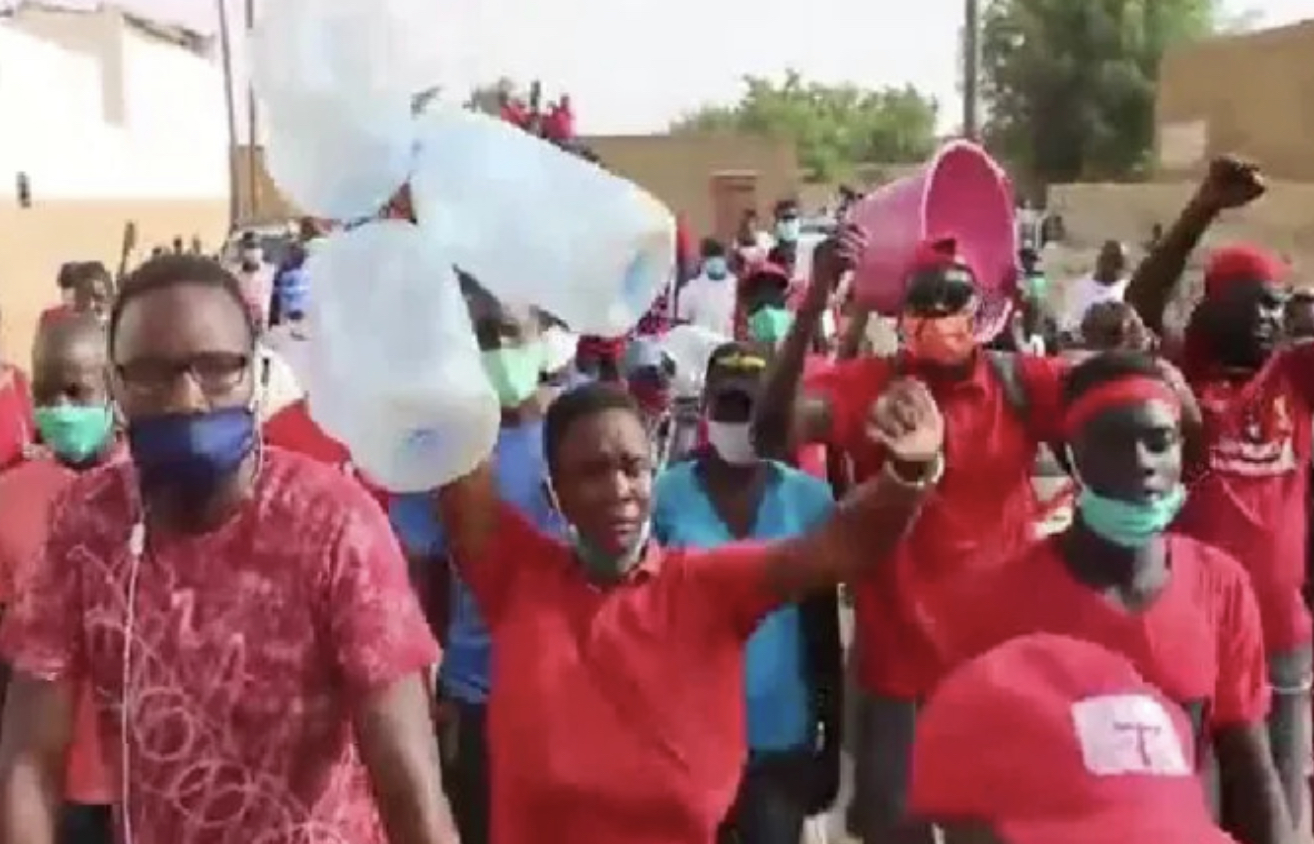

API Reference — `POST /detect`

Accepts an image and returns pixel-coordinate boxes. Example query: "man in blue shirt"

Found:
[390,278,564,844]
[651,341,843,844]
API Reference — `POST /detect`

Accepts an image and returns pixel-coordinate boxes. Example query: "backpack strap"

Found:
[985,350,1029,418]
[987,350,1071,477]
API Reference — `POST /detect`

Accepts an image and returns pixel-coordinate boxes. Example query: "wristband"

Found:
[883,452,944,489]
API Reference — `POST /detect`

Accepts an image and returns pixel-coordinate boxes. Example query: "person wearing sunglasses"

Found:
[0,255,456,844]
[753,235,1071,844]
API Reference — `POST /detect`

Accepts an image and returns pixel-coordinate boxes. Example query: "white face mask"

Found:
[705,421,757,465]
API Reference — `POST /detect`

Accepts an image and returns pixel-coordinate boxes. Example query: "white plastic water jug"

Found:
[305,220,501,491]
[250,0,441,109]
[263,96,416,222]
[408,106,677,337]
[661,324,731,398]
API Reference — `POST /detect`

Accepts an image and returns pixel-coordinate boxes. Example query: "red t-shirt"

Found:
[795,356,831,479]
[0,448,439,844]
[0,364,35,472]
[466,504,779,844]
[938,535,1268,731]
[37,304,73,330]
[263,399,391,511]
[1174,344,1314,652]
[806,351,1066,696]
[0,457,115,804]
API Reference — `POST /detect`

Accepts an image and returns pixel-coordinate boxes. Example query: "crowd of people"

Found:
[0,150,1308,844]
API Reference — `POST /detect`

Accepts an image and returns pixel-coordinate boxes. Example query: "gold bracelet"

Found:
[882,452,945,489]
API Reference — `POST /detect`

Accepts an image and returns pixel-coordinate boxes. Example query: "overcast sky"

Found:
[42,0,1314,133]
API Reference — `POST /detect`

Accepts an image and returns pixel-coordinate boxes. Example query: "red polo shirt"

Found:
[937,535,1268,731]
[463,504,779,844]
[1173,344,1314,653]
[805,351,1066,696]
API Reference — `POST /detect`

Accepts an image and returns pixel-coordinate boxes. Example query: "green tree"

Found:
[670,70,938,183]
[979,0,1229,183]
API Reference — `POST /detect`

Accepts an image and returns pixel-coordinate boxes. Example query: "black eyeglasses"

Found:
[115,352,251,397]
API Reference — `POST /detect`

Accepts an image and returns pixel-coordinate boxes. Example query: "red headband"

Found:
[1063,377,1181,439]
[1203,244,1285,298]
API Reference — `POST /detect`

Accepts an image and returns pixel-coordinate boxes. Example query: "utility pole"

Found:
[244,0,260,222]
[216,0,241,230]
[962,0,980,139]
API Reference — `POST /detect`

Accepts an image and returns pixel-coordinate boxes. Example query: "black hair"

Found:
[774,198,799,216]
[1062,350,1165,408]
[57,261,81,290]
[700,238,726,258]
[109,254,257,352]
[543,382,643,475]
[57,261,110,291]
[33,311,107,362]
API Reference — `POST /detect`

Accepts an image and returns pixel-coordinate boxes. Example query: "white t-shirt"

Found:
[677,274,738,337]
[1061,275,1129,334]
[258,336,306,419]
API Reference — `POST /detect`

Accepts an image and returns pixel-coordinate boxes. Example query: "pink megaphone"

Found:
[846,140,1018,340]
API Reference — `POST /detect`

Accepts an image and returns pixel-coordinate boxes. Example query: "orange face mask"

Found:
[901,312,976,364]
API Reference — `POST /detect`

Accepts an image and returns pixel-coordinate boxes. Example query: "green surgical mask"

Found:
[1023,273,1048,300]
[34,404,113,463]
[748,307,794,343]
[482,342,545,408]
[1077,485,1187,548]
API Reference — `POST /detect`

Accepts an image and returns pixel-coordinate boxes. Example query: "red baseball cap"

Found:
[911,634,1234,844]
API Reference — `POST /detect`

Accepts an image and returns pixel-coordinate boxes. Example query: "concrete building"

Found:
[236,132,802,247]
[1156,18,1314,181]
[0,2,232,361]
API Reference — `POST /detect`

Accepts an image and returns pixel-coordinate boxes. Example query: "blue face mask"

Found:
[126,407,256,496]
[1077,484,1187,548]
[775,218,801,243]
[703,257,729,279]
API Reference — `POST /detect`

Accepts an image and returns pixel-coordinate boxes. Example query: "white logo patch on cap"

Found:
[1070,694,1190,777]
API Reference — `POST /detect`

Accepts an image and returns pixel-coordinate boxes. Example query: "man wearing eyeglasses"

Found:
[0,254,456,844]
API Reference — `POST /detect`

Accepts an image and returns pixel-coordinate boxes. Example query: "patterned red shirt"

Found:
[0,447,440,844]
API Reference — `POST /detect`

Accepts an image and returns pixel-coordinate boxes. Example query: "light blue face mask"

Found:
[703,257,729,279]
[1076,484,1187,548]
[775,218,801,243]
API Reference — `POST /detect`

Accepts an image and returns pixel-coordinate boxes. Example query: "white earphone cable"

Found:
[121,521,145,844]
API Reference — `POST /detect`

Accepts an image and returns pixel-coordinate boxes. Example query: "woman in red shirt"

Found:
[433,379,944,843]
